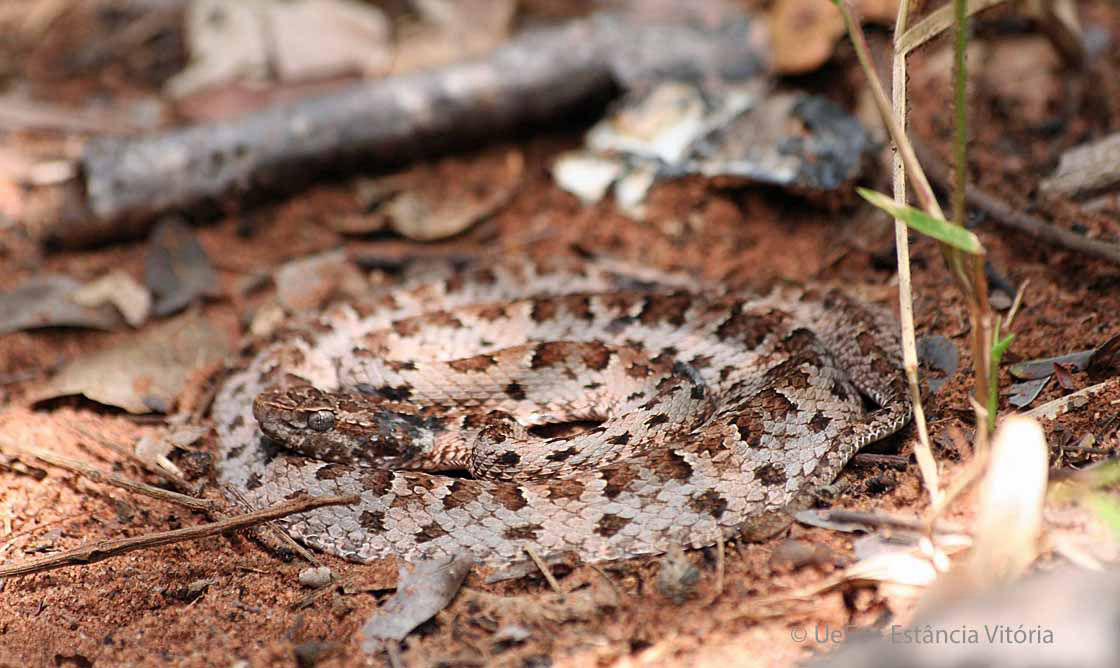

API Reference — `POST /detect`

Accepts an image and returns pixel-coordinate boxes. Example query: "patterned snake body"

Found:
[213,260,910,566]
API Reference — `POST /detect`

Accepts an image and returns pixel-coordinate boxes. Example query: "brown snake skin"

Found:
[213,259,911,566]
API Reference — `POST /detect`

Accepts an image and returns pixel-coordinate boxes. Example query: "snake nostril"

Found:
[307,410,336,432]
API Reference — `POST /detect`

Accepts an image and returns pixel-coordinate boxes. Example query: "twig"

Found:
[0,494,357,578]
[890,0,941,507]
[588,563,627,601]
[524,546,562,593]
[1023,378,1120,421]
[222,483,321,565]
[851,453,911,470]
[1003,278,1029,330]
[839,1,942,220]
[841,0,991,432]
[915,139,1120,266]
[0,438,216,512]
[65,419,189,489]
[895,0,1006,56]
[292,574,357,610]
[818,509,967,535]
[714,533,725,598]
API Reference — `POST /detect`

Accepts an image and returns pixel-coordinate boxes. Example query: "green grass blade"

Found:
[858,188,984,254]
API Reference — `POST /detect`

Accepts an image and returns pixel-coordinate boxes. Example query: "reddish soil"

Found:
[1,2,1119,667]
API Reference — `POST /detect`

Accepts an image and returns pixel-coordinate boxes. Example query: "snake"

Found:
[212,258,911,567]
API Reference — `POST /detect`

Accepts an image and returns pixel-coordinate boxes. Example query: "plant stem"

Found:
[837,0,942,221]
[891,0,940,505]
[835,0,996,432]
[952,0,968,230]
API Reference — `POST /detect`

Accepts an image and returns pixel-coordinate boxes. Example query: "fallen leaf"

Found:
[360,555,473,652]
[916,334,959,394]
[767,0,898,74]
[383,149,523,242]
[1053,361,1078,390]
[0,274,123,334]
[391,0,514,74]
[767,0,845,75]
[274,249,366,311]
[168,0,391,98]
[794,509,874,533]
[1008,376,1051,408]
[145,217,220,317]
[1009,350,1094,380]
[1088,333,1120,379]
[167,0,269,98]
[33,312,230,414]
[269,0,391,81]
[560,79,874,212]
[552,152,624,204]
[969,416,1048,581]
[72,270,152,327]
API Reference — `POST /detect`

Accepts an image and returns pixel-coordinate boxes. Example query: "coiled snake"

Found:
[213,259,910,566]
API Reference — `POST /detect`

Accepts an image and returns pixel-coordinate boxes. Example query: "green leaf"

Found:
[858,188,985,254]
[993,333,1014,359]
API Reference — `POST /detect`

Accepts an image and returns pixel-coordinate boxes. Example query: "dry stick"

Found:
[930,398,991,518]
[890,0,941,506]
[1003,278,1029,330]
[846,0,992,421]
[66,420,189,489]
[914,139,1120,266]
[0,494,358,578]
[1,438,217,512]
[1023,378,1120,421]
[523,546,563,594]
[714,533,725,598]
[53,5,761,247]
[222,483,322,566]
[895,0,1007,57]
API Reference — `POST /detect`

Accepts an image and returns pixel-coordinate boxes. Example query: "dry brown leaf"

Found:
[274,249,367,311]
[0,274,123,334]
[145,217,220,317]
[33,312,230,414]
[767,0,898,74]
[384,149,523,242]
[72,270,152,327]
[360,555,473,652]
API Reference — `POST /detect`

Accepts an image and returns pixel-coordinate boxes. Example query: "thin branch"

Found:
[524,546,563,593]
[0,494,358,578]
[1004,278,1029,330]
[915,139,1120,265]
[65,419,190,489]
[0,437,216,512]
[838,0,943,221]
[896,0,1006,56]
[951,0,969,230]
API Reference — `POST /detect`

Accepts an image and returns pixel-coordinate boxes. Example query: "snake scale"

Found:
[213,258,910,566]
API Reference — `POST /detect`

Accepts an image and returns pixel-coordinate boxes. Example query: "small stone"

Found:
[989,290,1013,310]
[657,544,700,603]
[294,640,338,668]
[493,624,531,644]
[769,539,832,573]
[299,566,333,588]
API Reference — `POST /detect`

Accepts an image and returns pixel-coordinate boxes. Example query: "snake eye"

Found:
[307,410,336,432]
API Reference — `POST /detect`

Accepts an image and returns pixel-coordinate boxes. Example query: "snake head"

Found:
[252,384,434,467]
